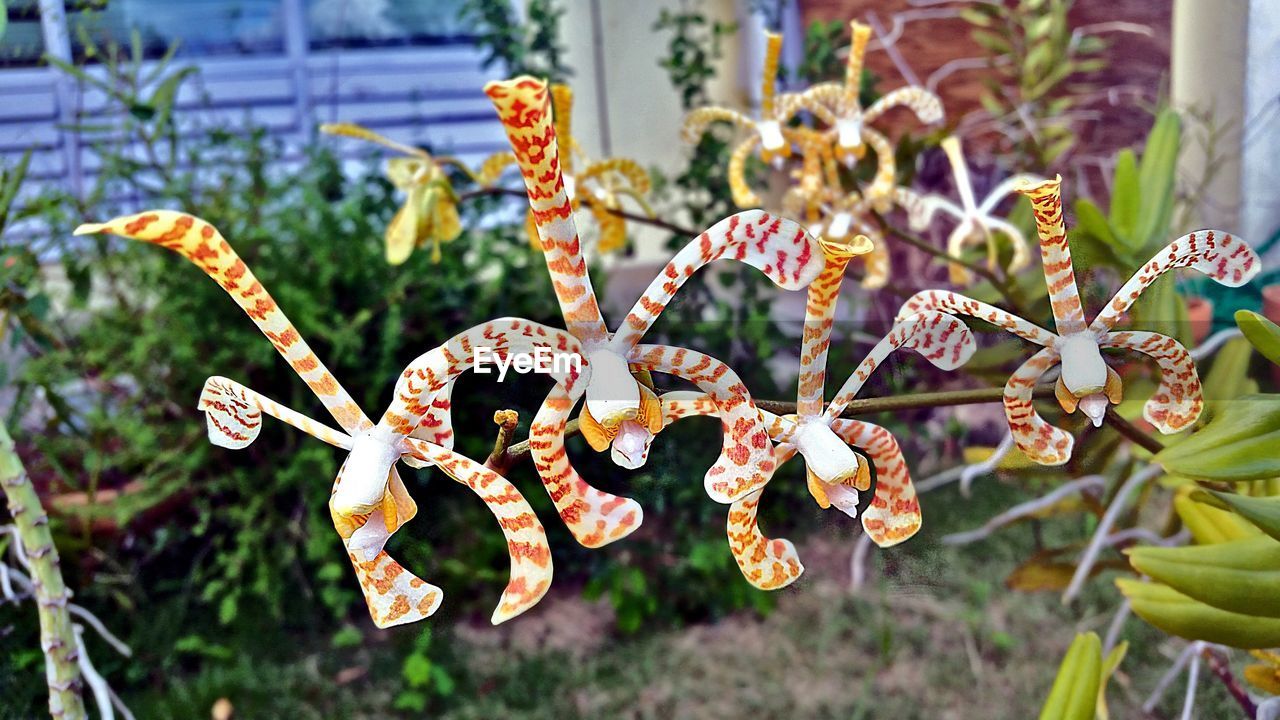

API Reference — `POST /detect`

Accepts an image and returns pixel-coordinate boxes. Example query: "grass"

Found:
[96,476,1242,720]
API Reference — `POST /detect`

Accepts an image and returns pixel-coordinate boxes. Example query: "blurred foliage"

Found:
[962,0,1107,167]
[460,0,571,84]
[0,4,874,714]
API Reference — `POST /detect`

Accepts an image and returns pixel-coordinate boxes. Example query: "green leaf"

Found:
[0,1,8,42]
[1237,310,1280,366]
[1073,198,1117,246]
[1156,394,1280,481]
[151,66,197,132]
[1109,149,1140,245]
[1200,337,1258,422]
[402,653,433,687]
[1134,109,1181,251]
[218,593,238,624]
[1038,632,1102,720]
[1196,490,1280,542]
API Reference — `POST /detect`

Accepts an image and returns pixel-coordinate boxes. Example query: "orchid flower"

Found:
[683,31,809,207]
[782,128,890,287]
[782,148,889,290]
[486,76,826,549]
[513,84,653,254]
[896,136,1040,283]
[796,20,943,196]
[74,212,569,627]
[321,123,470,264]
[897,176,1260,465]
[661,235,976,588]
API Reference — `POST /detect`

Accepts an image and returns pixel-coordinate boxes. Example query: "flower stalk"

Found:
[0,421,86,720]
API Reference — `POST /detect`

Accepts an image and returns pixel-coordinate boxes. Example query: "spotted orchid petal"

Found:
[1019,176,1089,336]
[75,212,371,433]
[610,209,824,352]
[1004,347,1073,466]
[529,383,644,547]
[403,438,553,624]
[1091,229,1260,334]
[486,77,612,346]
[727,484,805,590]
[631,344,776,503]
[198,376,352,452]
[1101,331,1203,433]
[823,311,977,421]
[797,238,873,417]
[657,393,803,590]
[830,419,922,546]
[897,290,1057,346]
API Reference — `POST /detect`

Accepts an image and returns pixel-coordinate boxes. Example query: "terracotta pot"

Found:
[1263,284,1280,325]
[1263,285,1280,386]
[1185,296,1213,345]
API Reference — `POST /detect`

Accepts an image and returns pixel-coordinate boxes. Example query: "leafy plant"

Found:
[963,0,1107,166]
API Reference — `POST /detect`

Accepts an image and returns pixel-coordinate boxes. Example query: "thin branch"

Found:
[457,186,701,238]
[1062,464,1163,604]
[1145,641,1199,714]
[1200,645,1258,719]
[502,384,1056,465]
[1104,408,1166,455]
[941,475,1105,546]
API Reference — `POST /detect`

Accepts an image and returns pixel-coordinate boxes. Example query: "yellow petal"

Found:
[385,201,419,265]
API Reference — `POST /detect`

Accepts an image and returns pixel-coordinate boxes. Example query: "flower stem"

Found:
[0,421,87,720]
[497,383,1057,466]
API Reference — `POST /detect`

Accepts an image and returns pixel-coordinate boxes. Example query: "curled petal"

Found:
[529,384,643,547]
[825,312,977,420]
[831,419,921,546]
[863,86,944,126]
[347,548,444,629]
[612,210,823,350]
[728,134,763,208]
[681,106,754,144]
[631,344,775,503]
[727,484,804,590]
[198,376,352,451]
[896,289,1056,346]
[1102,331,1203,433]
[380,318,584,436]
[475,151,516,186]
[1092,230,1261,333]
[405,439,554,624]
[1004,347,1073,465]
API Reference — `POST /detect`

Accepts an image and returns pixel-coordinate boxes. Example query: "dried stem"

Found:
[0,421,87,720]
[484,410,521,473]
[1200,646,1258,718]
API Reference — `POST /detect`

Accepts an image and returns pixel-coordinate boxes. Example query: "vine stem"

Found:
[0,421,87,720]
[497,383,1057,466]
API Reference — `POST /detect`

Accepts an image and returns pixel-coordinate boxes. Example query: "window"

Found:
[70,0,286,59]
[306,0,471,50]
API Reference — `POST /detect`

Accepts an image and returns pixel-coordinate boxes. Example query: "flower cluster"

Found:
[74,20,1261,630]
